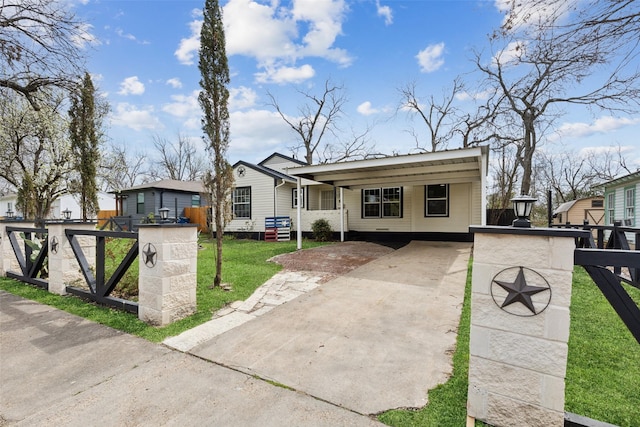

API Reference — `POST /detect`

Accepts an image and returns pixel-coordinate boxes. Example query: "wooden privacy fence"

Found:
[184,206,209,232]
[97,210,117,228]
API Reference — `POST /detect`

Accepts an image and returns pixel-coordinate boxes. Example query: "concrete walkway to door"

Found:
[183,241,471,415]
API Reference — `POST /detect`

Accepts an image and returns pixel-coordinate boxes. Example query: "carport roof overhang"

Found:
[287,146,489,189]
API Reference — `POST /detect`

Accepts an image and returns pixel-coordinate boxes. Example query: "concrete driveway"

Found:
[188,241,471,415]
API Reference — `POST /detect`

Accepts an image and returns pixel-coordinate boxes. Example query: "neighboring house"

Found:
[230,146,489,243]
[552,197,604,226]
[1,191,114,220]
[113,179,206,223]
[599,170,640,226]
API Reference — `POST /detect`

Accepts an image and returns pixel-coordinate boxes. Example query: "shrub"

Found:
[311,218,333,242]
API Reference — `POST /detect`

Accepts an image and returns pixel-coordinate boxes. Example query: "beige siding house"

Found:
[288,146,489,246]
[226,147,489,243]
[551,197,604,226]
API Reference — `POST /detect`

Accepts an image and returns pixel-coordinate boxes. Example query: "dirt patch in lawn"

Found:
[269,241,397,281]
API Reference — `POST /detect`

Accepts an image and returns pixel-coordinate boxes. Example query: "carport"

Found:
[288,146,489,249]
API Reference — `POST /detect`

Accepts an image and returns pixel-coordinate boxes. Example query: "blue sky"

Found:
[74,0,640,169]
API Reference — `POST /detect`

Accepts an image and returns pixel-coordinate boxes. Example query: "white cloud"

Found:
[229,86,258,110]
[550,116,640,141]
[162,90,200,118]
[229,109,295,154]
[357,101,379,116]
[455,89,492,101]
[110,103,163,131]
[255,64,315,84]
[166,78,183,89]
[175,0,351,83]
[71,22,100,48]
[416,42,445,73]
[118,76,145,96]
[376,0,393,25]
[175,19,203,65]
[115,28,149,45]
[493,40,526,66]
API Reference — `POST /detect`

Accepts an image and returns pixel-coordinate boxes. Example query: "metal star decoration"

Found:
[142,243,157,268]
[493,267,549,315]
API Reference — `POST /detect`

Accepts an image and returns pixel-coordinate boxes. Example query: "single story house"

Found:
[599,170,640,226]
[113,179,206,223]
[551,196,604,226]
[228,146,489,245]
[1,191,114,220]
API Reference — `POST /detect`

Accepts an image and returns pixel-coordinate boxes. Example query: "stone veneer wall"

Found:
[138,224,198,326]
[467,227,587,427]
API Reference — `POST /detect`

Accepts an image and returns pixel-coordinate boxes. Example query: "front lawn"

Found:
[378,264,640,427]
[0,237,327,342]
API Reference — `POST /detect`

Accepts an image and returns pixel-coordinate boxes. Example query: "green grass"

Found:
[0,237,328,342]
[378,264,640,427]
[565,267,640,427]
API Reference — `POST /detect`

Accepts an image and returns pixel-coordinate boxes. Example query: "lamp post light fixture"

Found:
[511,194,537,228]
[6,209,14,220]
[62,208,72,221]
[159,207,170,223]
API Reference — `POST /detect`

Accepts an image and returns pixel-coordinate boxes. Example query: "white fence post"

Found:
[138,224,198,326]
[467,226,588,427]
[47,222,96,295]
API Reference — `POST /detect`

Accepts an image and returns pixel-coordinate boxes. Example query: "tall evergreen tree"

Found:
[68,72,100,220]
[198,0,234,289]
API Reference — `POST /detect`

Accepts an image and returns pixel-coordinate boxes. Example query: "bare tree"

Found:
[479,1,640,195]
[269,79,366,164]
[149,133,206,181]
[399,79,464,152]
[101,143,149,191]
[0,0,89,110]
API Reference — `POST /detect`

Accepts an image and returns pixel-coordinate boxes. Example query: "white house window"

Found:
[321,190,335,210]
[607,192,615,224]
[426,184,449,217]
[362,187,402,218]
[233,187,251,219]
[624,187,635,225]
[292,188,305,208]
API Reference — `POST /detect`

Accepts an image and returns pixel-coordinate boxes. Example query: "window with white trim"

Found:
[425,184,449,217]
[624,187,635,225]
[292,188,305,208]
[362,187,402,218]
[321,190,335,210]
[233,187,251,219]
[606,192,615,224]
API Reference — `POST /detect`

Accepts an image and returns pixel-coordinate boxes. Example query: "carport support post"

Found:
[138,224,198,326]
[297,177,302,250]
[48,222,96,295]
[467,226,588,427]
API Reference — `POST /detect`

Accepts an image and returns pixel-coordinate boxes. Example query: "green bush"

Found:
[311,218,333,242]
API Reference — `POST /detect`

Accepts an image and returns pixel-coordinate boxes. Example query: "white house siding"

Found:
[260,156,303,175]
[226,167,277,233]
[341,183,475,233]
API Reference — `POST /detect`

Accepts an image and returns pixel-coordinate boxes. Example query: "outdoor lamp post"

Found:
[511,195,537,228]
[159,207,170,223]
[62,208,72,221]
[6,209,14,219]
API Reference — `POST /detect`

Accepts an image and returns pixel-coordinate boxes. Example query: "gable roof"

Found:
[258,152,308,167]
[597,170,640,190]
[233,160,296,182]
[117,179,205,194]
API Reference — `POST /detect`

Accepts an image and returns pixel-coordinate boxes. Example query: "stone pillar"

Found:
[467,226,590,427]
[47,222,96,295]
[0,221,35,276]
[138,224,198,326]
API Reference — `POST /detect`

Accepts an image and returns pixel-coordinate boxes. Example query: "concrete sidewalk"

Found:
[0,292,381,426]
[173,241,472,415]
